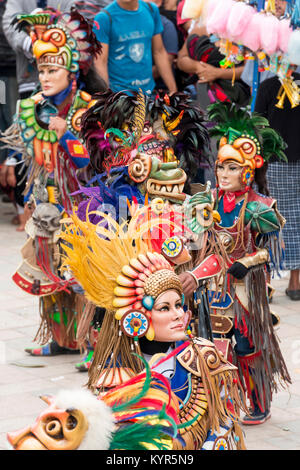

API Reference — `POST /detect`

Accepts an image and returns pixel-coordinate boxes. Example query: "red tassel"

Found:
[35,236,72,293]
[237,352,265,412]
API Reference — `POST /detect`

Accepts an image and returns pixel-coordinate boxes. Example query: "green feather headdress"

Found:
[207,102,287,163]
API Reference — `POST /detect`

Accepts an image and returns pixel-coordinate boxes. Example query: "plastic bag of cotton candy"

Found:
[197,0,294,56]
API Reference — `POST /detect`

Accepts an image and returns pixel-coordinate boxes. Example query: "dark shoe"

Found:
[285,289,300,301]
[241,409,271,425]
[25,341,80,356]
[271,311,280,327]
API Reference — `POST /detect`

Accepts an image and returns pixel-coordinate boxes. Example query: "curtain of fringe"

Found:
[233,266,291,410]
[195,356,248,433]
[173,412,211,450]
[35,291,86,350]
[75,300,97,348]
[87,312,144,391]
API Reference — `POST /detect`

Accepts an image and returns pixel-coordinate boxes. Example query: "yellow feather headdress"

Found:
[60,204,184,341]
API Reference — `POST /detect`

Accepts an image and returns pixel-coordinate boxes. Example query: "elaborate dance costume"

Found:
[5,0,296,450]
[6,180,248,450]
[57,206,247,450]
[1,7,101,355]
[184,102,291,424]
[24,89,248,448]
[70,89,211,370]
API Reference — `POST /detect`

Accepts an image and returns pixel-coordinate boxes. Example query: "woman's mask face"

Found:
[216,160,243,192]
[38,65,70,97]
[151,290,188,342]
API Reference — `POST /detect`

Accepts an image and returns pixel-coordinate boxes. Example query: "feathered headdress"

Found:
[148,91,211,179]
[12,6,102,74]
[60,206,184,341]
[207,101,287,168]
[129,198,192,266]
[103,354,185,450]
[81,89,211,180]
[80,90,147,173]
[73,170,146,224]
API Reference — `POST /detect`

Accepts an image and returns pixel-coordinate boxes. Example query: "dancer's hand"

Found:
[178,272,198,299]
[49,116,67,140]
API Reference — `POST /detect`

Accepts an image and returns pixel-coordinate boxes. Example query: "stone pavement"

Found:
[0,198,300,451]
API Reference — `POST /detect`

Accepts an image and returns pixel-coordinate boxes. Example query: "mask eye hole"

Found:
[194,204,213,228]
[66,415,78,430]
[50,31,65,46]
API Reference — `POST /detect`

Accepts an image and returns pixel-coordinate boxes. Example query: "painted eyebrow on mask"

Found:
[155,299,181,309]
[155,302,170,308]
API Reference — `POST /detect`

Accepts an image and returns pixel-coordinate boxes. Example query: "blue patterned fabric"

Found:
[267,162,300,270]
[217,196,244,227]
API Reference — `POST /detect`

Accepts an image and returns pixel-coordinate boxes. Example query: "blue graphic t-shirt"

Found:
[94,1,163,94]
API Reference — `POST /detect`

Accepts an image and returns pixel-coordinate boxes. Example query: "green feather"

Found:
[109,355,180,450]
[109,422,173,450]
[207,102,287,163]
[104,127,126,142]
[111,354,152,413]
